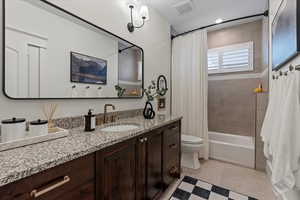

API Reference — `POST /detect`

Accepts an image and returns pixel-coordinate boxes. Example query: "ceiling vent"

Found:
[172,0,194,15]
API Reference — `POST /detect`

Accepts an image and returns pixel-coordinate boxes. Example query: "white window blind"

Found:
[207,42,254,74]
[208,52,219,70]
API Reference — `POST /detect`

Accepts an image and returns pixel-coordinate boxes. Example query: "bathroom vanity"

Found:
[0,116,181,200]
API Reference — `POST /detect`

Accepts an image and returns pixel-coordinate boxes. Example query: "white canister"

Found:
[1,118,26,142]
[29,119,48,137]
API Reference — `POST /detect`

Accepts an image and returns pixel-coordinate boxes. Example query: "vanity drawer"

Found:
[164,122,180,136]
[164,122,180,152]
[163,121,181,188]
[0,154,95,200]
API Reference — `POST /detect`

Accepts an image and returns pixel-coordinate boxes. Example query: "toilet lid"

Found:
[182,135,203,144]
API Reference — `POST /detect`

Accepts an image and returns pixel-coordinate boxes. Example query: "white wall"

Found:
[0,0,171,120]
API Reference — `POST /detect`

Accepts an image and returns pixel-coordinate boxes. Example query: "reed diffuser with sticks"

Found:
[42,104,58,131]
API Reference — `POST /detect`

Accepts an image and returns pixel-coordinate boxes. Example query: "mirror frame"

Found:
[2,0,144,100]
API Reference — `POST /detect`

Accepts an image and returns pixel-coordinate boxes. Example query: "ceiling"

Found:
[147,0,268,35]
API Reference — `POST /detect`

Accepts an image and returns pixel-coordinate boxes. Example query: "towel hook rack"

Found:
[295,64,300,71]
[273,64,300,80]
[284,71,288,76]
[289,64,300,71]
[279,71,283,76]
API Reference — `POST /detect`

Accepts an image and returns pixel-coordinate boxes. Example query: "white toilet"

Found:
[181,134,204,169]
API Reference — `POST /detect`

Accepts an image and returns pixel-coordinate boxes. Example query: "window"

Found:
[207,42,254,74]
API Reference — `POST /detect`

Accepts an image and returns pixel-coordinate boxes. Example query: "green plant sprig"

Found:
[143,80,168,102]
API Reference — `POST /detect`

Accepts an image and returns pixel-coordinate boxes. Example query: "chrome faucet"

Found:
[104,104,116,124]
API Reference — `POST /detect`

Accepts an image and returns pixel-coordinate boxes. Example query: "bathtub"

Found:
[209,131,255,168]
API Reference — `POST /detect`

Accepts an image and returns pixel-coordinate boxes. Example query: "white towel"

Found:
[269,75,291,159]
[261,75,287,160]
[261,75,277,159]
[271,71,300,195]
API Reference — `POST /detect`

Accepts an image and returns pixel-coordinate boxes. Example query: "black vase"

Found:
[143,101,155,119]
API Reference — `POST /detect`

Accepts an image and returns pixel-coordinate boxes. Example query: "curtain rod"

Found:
[171,10,269,40]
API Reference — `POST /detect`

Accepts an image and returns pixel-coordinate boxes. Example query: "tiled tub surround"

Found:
[0,115,182,187]
[255,92,268,171]
[207,20,264,75]
[207,19,268,138]
[208,78,260,137]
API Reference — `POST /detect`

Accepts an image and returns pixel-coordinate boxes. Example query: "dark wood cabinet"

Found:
[163,122,181,188]
[96,130,164,200]
[96,139,137,200]
[96,122,181,200]
[0,120,181,200]
[145,130,163,200]
[136,129,163,200]
[55,181,95,200]
[0,154,95,200]
[136,136,147,200]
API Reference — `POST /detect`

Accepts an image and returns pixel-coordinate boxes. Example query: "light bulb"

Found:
[215,18,223,24]
[140,5,149,21]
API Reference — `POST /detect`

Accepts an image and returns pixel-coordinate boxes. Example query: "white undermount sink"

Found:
[100,124,140,132]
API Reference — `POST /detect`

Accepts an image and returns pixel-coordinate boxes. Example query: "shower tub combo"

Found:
[208,131,255,168]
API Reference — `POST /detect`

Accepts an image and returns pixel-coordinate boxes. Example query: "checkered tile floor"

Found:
[170,176,258,200]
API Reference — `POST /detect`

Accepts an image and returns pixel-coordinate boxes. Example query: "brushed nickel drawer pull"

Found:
[30,176,70,198]
[169,144,178,149]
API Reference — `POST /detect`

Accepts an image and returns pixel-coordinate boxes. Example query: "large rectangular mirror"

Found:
[4,0,144,99]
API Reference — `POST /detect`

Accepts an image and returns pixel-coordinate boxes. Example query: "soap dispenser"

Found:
[85,109,96,132]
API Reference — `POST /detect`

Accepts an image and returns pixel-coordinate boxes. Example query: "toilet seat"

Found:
[182,135,203,145]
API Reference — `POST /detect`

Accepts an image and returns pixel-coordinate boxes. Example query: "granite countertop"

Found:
[0,115,182,187]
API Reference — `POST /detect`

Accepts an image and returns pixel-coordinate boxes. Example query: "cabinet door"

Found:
[146,130,163,200]
[96,139,136,200]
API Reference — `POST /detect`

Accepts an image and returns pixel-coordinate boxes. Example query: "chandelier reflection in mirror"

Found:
[127,0,149,33]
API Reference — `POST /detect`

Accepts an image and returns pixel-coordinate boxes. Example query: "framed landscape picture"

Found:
[71,52,107,84]
[272,0,300,70]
